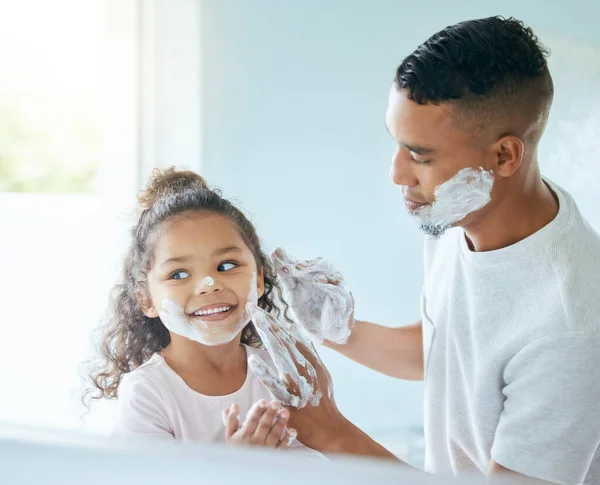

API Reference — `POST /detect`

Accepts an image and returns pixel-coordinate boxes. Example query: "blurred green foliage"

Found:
[0,99,98,194]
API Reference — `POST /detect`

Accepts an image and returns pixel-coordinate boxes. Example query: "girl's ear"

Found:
[136,289,159,318]
[257,268,265,299]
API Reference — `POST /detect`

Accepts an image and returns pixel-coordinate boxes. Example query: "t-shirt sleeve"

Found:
[112,372,174,440]
[491,331,600,485]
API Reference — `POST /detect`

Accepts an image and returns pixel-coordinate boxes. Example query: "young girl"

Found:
[85,167,312,451]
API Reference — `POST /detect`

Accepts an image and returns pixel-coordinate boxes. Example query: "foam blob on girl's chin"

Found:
[158,272,259,346]
[412,167,494,238]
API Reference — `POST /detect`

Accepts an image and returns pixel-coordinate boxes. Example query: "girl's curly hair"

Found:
[83,167,291,404]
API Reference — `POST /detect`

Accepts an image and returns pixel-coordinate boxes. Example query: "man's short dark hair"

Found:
[395,16,554,136]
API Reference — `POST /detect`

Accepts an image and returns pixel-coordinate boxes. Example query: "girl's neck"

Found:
[162,336,246,374]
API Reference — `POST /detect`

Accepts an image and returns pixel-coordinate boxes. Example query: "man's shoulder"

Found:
[545,180,600,259]
[543,190,600,316]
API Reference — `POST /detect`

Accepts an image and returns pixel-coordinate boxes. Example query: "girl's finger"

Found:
[239,399,268,438]
[277,427,297,449]
[264,407,289,447]
[224,403,240,440]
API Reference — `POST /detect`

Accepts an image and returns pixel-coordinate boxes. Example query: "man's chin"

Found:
[415,218,451,239]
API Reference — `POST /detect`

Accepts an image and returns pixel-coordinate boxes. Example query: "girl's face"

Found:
[141,211,264,345]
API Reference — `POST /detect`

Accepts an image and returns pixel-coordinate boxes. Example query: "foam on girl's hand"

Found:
[270,248,354,345]
[246,303,323,409]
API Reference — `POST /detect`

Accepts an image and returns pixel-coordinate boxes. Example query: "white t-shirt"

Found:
[422,180,600,485]
[113,344,317,454]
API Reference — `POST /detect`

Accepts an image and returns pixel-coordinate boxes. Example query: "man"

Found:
[249,15,600,485]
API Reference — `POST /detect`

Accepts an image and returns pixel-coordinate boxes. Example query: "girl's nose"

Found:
[194,275,221,295]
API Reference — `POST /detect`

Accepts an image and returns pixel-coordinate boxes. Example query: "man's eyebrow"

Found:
[385,124,437,155]
[400,142,437,155]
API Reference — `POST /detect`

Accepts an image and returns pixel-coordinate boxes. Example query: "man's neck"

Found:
[462,174,559,253]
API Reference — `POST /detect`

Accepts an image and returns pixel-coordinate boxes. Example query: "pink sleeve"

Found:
[112,373,174,439]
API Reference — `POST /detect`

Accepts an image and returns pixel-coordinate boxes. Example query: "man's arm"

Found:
[307,413,402,460]
[325,319,424,380]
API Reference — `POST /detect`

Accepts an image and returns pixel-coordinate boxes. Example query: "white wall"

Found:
[197,0,600,446]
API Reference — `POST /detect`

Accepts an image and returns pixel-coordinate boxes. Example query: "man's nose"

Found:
[389,148,418,187]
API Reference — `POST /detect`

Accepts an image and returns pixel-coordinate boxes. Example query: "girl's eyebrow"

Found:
[212,246,243,257]
[159,255,192,267]
[159,247,242,267]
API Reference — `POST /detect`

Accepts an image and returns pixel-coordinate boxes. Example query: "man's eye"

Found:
[410,153,431,164]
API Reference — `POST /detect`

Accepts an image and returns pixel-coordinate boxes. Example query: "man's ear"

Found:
[136,289,159,318]
[492,135,524,178]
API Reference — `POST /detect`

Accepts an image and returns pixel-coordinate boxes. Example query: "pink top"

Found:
[113,345,318,454]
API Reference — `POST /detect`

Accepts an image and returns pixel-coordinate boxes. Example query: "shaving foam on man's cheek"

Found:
[158,272,258,346]
[414,167,494,237]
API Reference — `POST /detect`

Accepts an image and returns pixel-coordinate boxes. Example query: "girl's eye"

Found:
[170,270,190,280]
[218,261,238,272]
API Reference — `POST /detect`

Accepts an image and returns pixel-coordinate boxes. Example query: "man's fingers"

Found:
[249,303,321,408]
[248,304,304,384]
[320,297,352,344]
[314,277,347,301]
[296,338,332,397]
[224,403,239,440]
[276,322,319,387]
[240,399,267,437]
[248,354,298,407]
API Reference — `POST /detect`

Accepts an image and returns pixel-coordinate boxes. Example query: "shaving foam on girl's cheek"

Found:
[247,271,259,305]
[271,248,354,344]
[412,167,494,238]
[158,272,258,346]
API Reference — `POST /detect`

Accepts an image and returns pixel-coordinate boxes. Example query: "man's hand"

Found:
[223,400,296,448]
[246,302,398,460]
[271,247,354,345]
[246,302,326,409]
[246,301,343,449]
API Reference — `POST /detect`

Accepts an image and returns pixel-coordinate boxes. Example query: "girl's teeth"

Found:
[194,306,232,316]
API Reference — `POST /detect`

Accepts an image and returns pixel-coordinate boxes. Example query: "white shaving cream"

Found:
[159,272,259,346]
[202,276,215,287]
[270,248,354,345]
[247,302,325,409]
[411,167,494,238]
